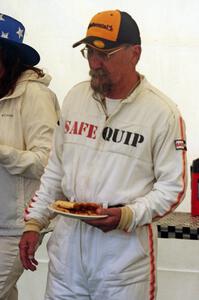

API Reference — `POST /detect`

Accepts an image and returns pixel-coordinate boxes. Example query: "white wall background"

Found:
[1,0,199,299]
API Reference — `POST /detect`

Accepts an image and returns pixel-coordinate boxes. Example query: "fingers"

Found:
[19,242,35,271]
[96,207,121,217]
[19,232,39,271]
[84,207,121,232]
[19,243,37,271]
[26,257,38,271]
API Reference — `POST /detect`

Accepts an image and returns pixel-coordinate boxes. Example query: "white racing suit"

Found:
[25,76,187,300]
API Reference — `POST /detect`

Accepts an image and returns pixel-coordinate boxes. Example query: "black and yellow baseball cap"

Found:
[73,10,141,50]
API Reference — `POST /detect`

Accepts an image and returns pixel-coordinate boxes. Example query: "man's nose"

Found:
[88,55,103,70]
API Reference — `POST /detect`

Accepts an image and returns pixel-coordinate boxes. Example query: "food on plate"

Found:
[52,200,101,215]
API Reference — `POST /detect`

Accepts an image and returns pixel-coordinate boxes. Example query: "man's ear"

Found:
[131,45,142,65]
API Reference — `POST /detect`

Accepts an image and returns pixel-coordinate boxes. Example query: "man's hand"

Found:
[84,207,121,232]
[19,231,40,271]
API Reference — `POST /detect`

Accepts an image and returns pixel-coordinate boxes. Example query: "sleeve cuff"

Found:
[24,218,44,233]
[116,206,134,232]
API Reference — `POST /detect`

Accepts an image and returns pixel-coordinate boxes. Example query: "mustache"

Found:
[89,69,108,78]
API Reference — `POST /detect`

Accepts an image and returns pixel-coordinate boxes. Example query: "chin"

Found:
[90,78,112,96]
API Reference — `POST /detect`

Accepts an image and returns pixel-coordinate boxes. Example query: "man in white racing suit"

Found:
[19,10,187,300]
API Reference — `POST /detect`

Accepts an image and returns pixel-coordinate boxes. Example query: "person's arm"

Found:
[126,114,187,231]
[85,114,187,233]
[19,119,66,270]
[0,87,59,179]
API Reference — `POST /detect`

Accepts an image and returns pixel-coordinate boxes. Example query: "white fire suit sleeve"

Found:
[0,91,59,179]
[24,118,66,227]
[127,114,187,232]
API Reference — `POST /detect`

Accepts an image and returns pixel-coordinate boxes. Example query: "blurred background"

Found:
[1,0,199,299]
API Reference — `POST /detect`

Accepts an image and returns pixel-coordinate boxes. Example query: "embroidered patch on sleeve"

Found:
[175,139,187,151]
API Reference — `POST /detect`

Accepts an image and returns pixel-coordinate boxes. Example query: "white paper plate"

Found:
[48,205,107,220]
